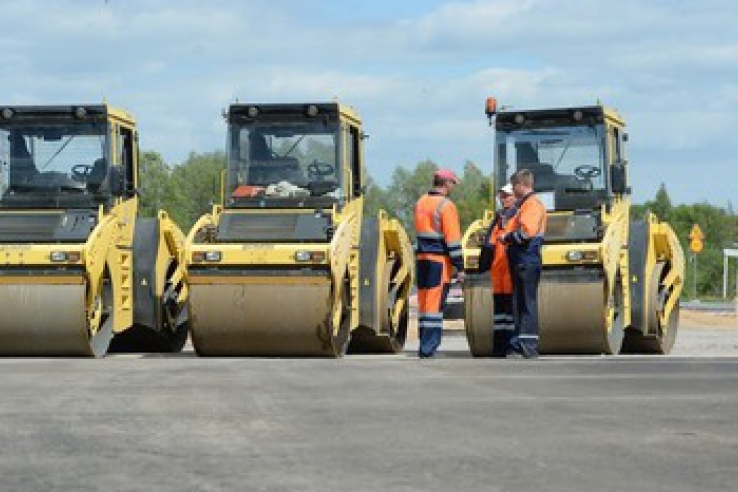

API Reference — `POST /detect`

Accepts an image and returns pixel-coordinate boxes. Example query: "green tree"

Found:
[138,151,173,218]
[631,183,738,298]
[669,202,737,297]
[363,174,389,220]
[631,183,673,222]
[168,151,227,230]
[454,160,492,229]
[377,159,492,240]
[629,180,738,298]
[651,182,673,220]
[384,160,439,237]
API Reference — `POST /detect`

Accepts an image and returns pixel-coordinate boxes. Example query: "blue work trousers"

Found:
[416,257,451,358]
[510,262,542,357]
[492,293,514,357]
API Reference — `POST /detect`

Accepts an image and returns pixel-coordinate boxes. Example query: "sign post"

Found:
[724,248,738,298]
[689,224,704,300]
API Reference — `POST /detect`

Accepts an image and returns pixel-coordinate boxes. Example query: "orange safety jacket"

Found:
[506,192,547,265]
[488,207,516,294]
[413,190,464,279]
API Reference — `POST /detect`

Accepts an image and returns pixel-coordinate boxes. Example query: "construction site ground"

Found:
[0,309,736,492]
[421,307,738,357]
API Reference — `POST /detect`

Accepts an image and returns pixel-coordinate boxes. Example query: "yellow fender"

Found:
[328,212,356,334]
[158,210,189,307]
[600,203,630,328]
[650,215,685,326]
[84,207,131,334]
[377,209,414,329]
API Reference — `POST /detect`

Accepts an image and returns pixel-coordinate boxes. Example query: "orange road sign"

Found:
[689,223,704,241]
[691,238,703,253]
[689,224,704,253]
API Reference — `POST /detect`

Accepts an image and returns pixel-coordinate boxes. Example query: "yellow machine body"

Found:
[184,102,413,356]
[463,104,685,355]
[0,104,189,356]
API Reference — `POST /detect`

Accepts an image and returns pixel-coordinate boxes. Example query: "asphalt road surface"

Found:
[0,327,737,492]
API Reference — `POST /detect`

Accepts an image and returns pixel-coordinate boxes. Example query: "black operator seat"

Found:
[514,142,556,190]
[250,132,272,161]
[8,131,39,187]
[87,158,107,191]
[526,163,557,191]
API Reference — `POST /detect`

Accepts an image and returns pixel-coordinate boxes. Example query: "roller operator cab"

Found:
[184,102,414,356]
[462,102,685,356]
[0,104,189,356]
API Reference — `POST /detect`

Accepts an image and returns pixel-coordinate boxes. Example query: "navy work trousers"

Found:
[510,262,542,357]
[416,256,451,358]
[492,293,514,357]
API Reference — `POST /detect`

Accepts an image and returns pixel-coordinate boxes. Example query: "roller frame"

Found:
[350,214,413,354]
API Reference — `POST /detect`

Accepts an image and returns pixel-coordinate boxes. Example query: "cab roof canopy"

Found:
[228,102,361,126]
[0,104,135,126]
[496,105,623,130]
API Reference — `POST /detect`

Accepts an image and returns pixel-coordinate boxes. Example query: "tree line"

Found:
[138,151,737,299]
[631,184,738,299]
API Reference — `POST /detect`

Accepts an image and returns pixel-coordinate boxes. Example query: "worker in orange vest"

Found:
[486,183,517,357]
[501,169,547,359]
[413,168,465,358]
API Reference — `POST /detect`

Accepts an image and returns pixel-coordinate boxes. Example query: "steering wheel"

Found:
[307,161,334,177]
[71,164,93,181]
[574,165,601,179]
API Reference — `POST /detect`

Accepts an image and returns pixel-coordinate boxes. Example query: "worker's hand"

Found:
[456,271,466,283]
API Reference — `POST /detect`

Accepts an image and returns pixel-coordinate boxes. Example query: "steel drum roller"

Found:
[462,273,495,357]
[538,270,609,354]
[0,283,94,356]
[190,279,337,356]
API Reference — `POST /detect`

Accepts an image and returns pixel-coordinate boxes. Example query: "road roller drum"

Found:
[0,283,111,356]
[190,279,345,356]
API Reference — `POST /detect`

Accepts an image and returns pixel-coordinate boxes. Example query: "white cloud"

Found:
[1,0,736,205]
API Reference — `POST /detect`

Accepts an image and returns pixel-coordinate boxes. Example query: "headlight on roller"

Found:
[50,251,81,262]
[192,251,222,262]
[50,251,67,262]
[294,251,311,262]
[566,251,583,262]
[565,250,598,262]
[204,251,222,262]
[294,250,326,262]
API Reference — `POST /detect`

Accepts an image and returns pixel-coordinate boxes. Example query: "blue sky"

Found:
[1,0,736,206]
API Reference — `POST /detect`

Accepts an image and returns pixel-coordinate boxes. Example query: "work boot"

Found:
[505,349,538,359]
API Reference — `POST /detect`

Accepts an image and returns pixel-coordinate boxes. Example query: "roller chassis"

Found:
[0,104,189,356]
[184,102,414,357]
[462,103,685,356]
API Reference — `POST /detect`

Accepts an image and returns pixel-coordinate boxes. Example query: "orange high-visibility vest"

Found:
[413,190,464,279]
[507,192,547,264]
[488,209,515,294]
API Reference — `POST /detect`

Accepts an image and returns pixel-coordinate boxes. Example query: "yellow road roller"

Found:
[463,102,685,355]
[184,102,413,356]
[0,104,189,356]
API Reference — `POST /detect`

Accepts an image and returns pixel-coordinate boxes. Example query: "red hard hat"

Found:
[434,168,460,184]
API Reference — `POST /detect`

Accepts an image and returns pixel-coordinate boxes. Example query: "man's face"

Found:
[498,192,516,209]
[512,181,526,199]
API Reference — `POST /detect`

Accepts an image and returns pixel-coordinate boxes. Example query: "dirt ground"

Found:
[679,309,738,329]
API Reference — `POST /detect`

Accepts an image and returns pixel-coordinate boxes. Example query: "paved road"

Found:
[1,334,737,492]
